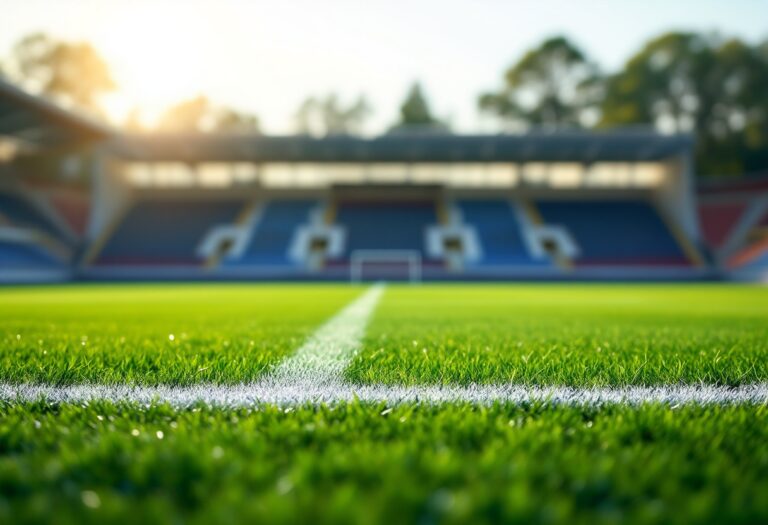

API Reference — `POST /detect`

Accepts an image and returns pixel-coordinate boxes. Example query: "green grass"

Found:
[2,283,767,524]
[1,402,766,525]
[0,284,360,385]
[348,284,768,386]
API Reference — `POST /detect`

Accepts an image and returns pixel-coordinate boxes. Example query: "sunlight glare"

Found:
[96,2,217,125]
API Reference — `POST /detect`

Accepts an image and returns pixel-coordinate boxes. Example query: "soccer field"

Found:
[1,284,767,523]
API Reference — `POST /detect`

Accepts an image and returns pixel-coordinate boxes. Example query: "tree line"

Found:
[1,31,766,178]
[479,34,768,177]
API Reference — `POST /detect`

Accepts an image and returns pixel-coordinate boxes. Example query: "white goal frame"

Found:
[350,250,422,283]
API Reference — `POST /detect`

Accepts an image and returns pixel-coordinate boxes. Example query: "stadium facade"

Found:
[1,79,766,282]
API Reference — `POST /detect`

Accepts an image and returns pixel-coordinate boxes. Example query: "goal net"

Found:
[350,250,422,283]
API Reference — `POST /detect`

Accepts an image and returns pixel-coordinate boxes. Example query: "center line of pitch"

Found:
[265,283,385,387]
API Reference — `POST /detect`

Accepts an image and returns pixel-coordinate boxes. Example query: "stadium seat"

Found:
[457,200,547,265]
[226,200,316,265]
[0,191,64,239]
[0,239,61,269]
[537,200,688,266]
[333,201,436,259]
[95,200,244,265]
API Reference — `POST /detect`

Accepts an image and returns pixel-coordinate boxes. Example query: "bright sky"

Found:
[1,0,766,133]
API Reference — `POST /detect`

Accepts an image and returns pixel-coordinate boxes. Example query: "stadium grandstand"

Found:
[1,79,765,282]
[697,174,768,280]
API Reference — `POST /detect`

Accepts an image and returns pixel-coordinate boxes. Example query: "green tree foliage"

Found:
[9,33,115,115]
[154,96,259,133]
[295,94,371,136]
[213,107,260,133]
[479,36,601,129]
[600,32,768,176]
[391,82,447,132]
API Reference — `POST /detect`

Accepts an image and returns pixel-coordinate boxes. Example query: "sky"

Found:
[1,0,766,133]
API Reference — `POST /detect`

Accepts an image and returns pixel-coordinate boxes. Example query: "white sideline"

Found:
[1,382,766,407]
[1,284,767,407]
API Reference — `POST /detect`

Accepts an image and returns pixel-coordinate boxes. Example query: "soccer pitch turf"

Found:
[1,283,767,523]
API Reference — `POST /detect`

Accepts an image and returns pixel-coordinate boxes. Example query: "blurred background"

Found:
[0,0,767,282]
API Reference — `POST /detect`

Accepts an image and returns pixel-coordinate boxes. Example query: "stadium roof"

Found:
[113,131,693,163]
[0,79,112,149]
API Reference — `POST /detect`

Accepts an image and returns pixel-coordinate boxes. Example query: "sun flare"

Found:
[96,2,217,125]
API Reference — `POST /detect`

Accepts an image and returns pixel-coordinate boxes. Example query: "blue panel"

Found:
[228,200,315,265]
[742,248,768,270]
[0,240,60,268]
[458,200,547,266]
[97,200,243,265]
[0,192,61,238]
[335,202,435,258]
[537,200,687,265]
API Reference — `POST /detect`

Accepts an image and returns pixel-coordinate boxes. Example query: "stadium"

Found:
[1,3,768,524]
[3,76,766,283]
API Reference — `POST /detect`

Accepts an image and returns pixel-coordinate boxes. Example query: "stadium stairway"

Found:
[456,199,553,267]
[323,199,337,226]
[435,199,450,226]
[204,200,260,269]
[518,200,571,269]
[653,203,706,268]
[221,200,317,267]
[80,202,132,267]
[722,197,768,259]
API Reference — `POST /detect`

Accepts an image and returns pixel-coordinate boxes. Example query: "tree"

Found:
[756,39,768,64]
[390,82,447,132]
[398,83,438,126]
[155,96,260,133]
[479,36,600,129]
[600,32,768,176]
[600,33,711,133]
[295,94,370,136]
[9,32,115,115]
[212,107,260,133]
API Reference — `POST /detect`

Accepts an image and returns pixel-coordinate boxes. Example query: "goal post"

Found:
[350,250,422,283]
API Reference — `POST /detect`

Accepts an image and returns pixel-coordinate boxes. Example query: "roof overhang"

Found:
[0,79,113,152]
[111,131,694,164]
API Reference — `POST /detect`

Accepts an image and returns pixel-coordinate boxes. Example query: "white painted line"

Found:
[1,382,766,407]
[1,283,766,407]
[265,283,384,386]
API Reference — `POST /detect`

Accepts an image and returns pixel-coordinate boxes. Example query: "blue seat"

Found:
[0,240,60,269]
[228,201,316,265]
[458,200,547,266]
[96,200,243,265]
[334,202,436,258]
[537,200,688,265]
[0,192,62,239]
